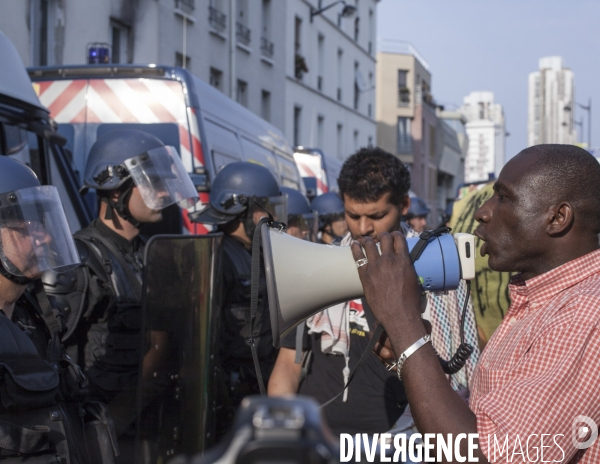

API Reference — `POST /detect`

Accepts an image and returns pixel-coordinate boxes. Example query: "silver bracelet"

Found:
[395,334,431,381]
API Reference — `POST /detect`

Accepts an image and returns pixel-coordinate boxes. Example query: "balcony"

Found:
[236,22,251,46]
[260,36,274,58]
[175,0,194,13]
[208,6,226,33]
[398,87,410,107]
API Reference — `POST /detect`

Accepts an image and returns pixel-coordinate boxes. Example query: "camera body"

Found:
[191,396,340,464]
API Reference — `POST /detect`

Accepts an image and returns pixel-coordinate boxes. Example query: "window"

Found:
[236,80,248,107]
[336,124,343,160]
[354,61,360,110]
[111,19,131,64]
[353,130,359,152]
[210,67,223,90]
[175,52,190,69]
[398,70,409,106]
[317,115,325,149]
[368,9,374,54]
[367,135,373,147]
[294,17,307,79]
[261,90,271,122]
[317,34,324,91]
[31,0,50,66]
[429,126,436,159]
[260,0,273,57]
[236,0,250,45]
[397,117,412,154]
[294,17,302,53]
[293,106,302,146]
[337,48,343,102]
[354,17,360,42]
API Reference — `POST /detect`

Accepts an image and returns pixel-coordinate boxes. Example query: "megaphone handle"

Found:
[248,217,274,396]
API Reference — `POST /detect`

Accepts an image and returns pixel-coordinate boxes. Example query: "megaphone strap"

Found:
[320,323,385,410]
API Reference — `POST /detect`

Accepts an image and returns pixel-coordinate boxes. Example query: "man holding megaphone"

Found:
[353,145,600,463]
[268,147,413,436]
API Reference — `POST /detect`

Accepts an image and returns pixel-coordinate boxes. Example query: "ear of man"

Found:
[546,202,574,237]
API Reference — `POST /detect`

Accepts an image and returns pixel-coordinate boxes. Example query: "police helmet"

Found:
[191,162,287,228]
[280,187,316,241]
[0,156,79,282]
[311,192,345,231]
[82,129,198,224]
[405,196,430,219]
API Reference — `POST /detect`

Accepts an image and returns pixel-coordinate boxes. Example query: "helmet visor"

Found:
[287,212,318,241]
[0,186,80,278]
[251,195,288,225]
[124,146,199,210]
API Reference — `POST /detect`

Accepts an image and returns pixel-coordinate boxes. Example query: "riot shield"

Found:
[132,234,222,463]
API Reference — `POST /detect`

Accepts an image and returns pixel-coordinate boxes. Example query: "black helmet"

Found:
[311,192,344,231]
[191,162,285,224]
[82,129,198,226]
[0,156,79,283]
[405,196,430,219]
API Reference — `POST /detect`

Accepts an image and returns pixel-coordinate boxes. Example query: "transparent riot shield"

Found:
[132,234,222,463]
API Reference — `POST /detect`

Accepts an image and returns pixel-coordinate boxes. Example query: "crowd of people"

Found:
[2,92,600,463]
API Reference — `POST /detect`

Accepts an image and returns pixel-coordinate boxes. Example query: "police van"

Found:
[293,147,343,200]
[28,64,304,234]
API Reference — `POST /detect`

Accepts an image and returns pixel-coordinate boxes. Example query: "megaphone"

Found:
[261,223,476,348]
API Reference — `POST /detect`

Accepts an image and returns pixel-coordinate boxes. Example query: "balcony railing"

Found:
[260,36,274,58]
[209,6,226,33]
[175,0,194,13]
[236,22,251,46]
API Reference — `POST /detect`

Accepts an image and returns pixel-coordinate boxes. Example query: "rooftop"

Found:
[376,39,430,71]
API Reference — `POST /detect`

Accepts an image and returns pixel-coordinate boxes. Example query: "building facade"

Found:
[285,0,378,161]
[1,0,377,163]
[376,40,440,218]
[459,91,505,183]
[528,56,576,146]
[435,109,466,219]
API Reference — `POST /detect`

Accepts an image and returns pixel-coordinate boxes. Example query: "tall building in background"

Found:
[0,0,378,161]
[376,40,438,214]
[528,56,575,146]
[459,91,505,183]
[376,39,466,223]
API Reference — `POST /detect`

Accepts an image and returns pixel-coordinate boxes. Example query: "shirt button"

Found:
[509,317,517,325]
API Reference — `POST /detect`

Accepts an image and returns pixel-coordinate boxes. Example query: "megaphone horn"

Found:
[261,223,476,348]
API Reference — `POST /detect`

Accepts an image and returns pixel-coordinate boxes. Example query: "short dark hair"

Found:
[522,144,600,233]
[337,147,410,205]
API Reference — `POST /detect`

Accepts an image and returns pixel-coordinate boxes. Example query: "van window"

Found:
[97,123,181,152]
[276,154,301,190]
[213,150,241,173]
[240,136,278,176]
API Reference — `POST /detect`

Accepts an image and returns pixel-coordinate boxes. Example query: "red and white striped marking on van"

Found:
[35,78,209,234]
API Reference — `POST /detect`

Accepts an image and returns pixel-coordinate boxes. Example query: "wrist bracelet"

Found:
[396,334,431,381]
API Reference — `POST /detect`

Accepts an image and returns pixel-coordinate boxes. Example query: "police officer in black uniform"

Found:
[310,192,348,245]
[0,156,95,463]
[44,129,198,460]
[190,161,287,438]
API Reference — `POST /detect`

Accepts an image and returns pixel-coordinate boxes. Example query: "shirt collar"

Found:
[509,248,600,304]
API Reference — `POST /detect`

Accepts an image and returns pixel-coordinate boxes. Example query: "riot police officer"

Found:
[0,156,92,462]
[190,161,287,438]
[310,192,348,245]
[404,196,430,233]
[280,187,316,241]
[43,129,198,460]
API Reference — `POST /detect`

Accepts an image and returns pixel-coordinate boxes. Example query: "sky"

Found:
[377,0,600,163]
